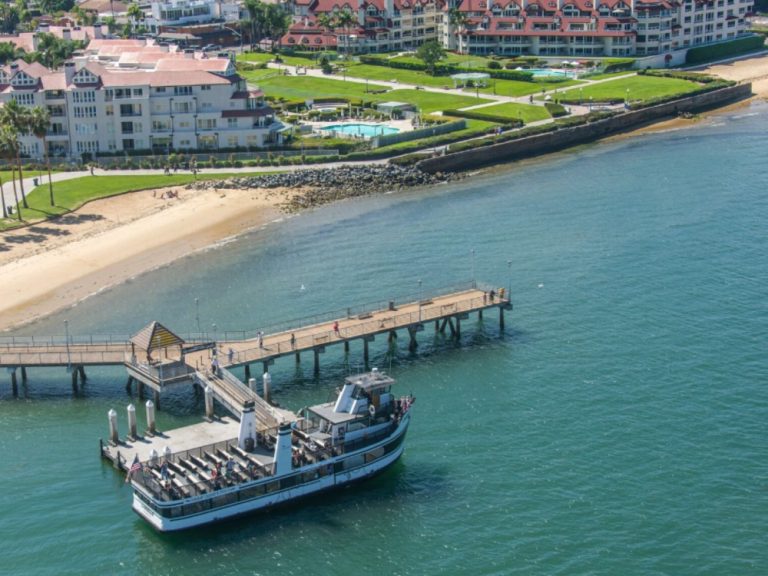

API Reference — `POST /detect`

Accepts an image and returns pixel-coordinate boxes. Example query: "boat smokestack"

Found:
[273,424,293,476]
[238,401,256,450]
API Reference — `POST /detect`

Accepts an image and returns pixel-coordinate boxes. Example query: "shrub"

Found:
[685,35,765,64]
[544,102,569,117]
[601,58,636,73]
[487,60,502,70]
[443,108,524,126]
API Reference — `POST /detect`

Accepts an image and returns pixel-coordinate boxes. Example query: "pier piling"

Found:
[108,409,119,445]
[145,400,156,436]
[204,386,214,420]
[244,364,251,380]
[10,369,18,396]
[20,367,27,383]
[127,403,137,440]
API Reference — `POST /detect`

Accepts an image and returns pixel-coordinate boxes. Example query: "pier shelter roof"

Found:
[131,321,185,357]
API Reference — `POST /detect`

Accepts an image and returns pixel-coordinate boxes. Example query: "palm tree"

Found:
[335,9,355,59]
[0,126,23,221]
[127,2,144,33]
[0,100,30,209]
[27,106,53,206]
[244,0,264,48]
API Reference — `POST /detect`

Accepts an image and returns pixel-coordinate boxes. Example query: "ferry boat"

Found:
[128,369,414,532]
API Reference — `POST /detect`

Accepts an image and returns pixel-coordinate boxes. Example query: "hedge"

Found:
[601,58,636,73]
[357,55,535,82]
[639,69,726,83]
[629,81,735,109]
[445,110,618,154]
[685,35,765,64]
[544,102,569,117]
[443,109,525,126]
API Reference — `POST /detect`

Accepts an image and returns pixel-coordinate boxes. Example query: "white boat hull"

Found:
[132,413,410,532]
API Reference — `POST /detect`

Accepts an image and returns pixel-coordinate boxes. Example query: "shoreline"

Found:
[0,186,294,332]
[1,56,765,333]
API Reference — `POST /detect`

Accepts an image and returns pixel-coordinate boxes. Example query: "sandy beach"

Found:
[1,53,766,332]
[0,185,295,331]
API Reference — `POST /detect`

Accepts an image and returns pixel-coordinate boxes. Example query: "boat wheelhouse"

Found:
[129,369,414,531]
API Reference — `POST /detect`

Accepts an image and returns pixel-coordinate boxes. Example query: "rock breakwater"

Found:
[186,165,458,212]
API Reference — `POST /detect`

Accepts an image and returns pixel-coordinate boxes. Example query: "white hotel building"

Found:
[0,40,282,161]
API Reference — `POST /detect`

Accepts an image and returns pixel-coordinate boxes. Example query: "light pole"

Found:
[418,279,423,321]
[64,319,71,368]
[507,260,512,302]
[471,248,476,288]
[625,88,630,108]
[0,174,7,219]
[579,87,583,105]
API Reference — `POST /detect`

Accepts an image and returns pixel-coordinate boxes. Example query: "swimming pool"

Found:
[521,68,577,79]
[321,123,399,137]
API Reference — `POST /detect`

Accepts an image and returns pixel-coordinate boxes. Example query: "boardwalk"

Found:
[1,284,512,414]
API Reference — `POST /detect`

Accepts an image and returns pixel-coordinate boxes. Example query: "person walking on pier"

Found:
[228,347,234,364]
[290,333,296,348]
[333,321,340,336]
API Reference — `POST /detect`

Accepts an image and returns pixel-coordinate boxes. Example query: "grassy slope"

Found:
[0,172,277,229]
[469,103,552,123]
[561,75,702,102]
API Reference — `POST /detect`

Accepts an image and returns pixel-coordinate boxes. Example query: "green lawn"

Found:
[468,102,552,123]
[560,75,703,103]
[239,68,282,82]
[238,51,318,68]
[0,171,277,229]
[346,64,456,88]
[246,74,492,112]
[472,77,584,98]
[384,89,491,113]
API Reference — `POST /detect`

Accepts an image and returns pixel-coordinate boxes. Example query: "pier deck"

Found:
[1,284,511,411]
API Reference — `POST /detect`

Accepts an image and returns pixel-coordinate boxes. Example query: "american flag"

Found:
[125,455,142,483]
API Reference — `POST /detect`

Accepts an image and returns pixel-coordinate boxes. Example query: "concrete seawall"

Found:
[417,83,753,173]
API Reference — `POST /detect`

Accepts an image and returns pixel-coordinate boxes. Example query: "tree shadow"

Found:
[27,225,72,237]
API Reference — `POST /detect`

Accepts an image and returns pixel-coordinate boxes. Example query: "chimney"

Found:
[64,61,76,85]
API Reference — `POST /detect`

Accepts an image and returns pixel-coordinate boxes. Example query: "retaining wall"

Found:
[417,83,752,174]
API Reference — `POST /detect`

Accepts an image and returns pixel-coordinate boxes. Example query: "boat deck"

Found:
[102,417,241,470]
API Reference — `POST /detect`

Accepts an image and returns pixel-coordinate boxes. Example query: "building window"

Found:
[201,85,211,91]
[227,136,238,147]
[13,93,35,106]
[174,86,193,96]
[72,91,96,103]
[227,118,237,128]
[133,88,143,97]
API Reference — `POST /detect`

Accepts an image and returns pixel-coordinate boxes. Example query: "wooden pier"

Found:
[1,284,511,415]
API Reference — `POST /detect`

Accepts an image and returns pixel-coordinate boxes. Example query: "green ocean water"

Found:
[1,102,766,575]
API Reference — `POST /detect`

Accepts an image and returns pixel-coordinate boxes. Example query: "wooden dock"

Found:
[0,284,511,416]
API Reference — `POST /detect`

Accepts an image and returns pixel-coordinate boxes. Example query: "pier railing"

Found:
[0,282,506,349]
[226,290,502,364]
[125,356,196,384]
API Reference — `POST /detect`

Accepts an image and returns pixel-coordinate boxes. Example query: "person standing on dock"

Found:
[258,332,264,349]
[228,347,234,364]
[290,333,296,348]
[333,321,340,336]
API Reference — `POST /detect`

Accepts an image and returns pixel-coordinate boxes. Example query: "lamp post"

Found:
[418,279,422,321]
[0,174,7,219]
[579,87,583,105]
[625,88,630,108]
[471,248,476,288]
[64,319,71,368]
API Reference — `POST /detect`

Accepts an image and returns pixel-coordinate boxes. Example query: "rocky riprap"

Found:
[186,165,459,213]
